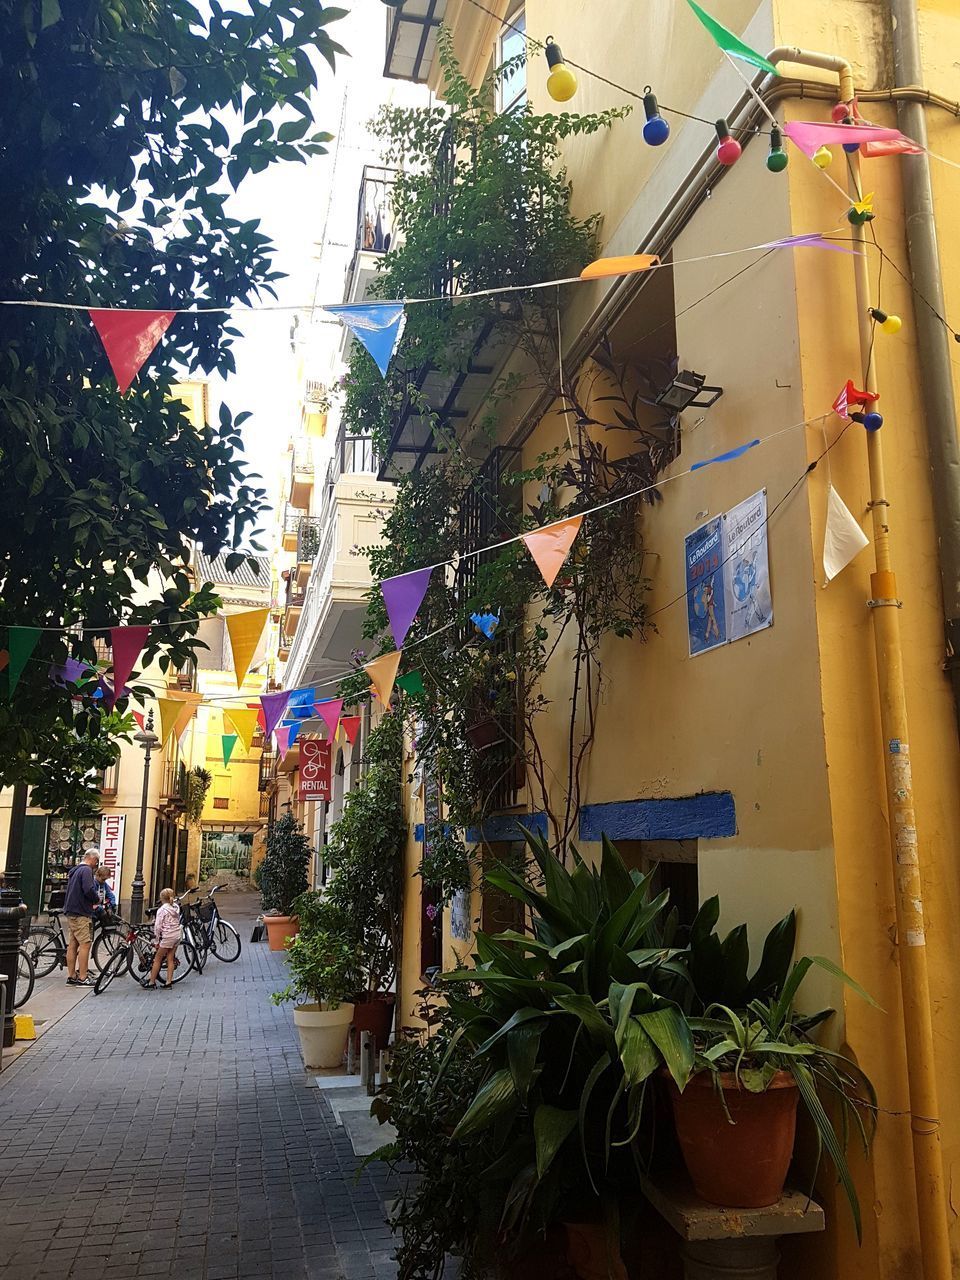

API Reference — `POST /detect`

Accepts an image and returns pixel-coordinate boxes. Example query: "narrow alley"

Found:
[0,899,398,1280]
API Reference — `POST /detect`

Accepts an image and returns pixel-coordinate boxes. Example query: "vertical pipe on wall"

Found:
[887,0,960,739]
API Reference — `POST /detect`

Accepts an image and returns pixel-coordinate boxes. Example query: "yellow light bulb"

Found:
[812,145,833,169]
[882,314,903,335]
[547,62,578,102]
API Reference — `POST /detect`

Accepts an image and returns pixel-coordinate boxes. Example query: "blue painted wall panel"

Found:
[578,793,736,842]
[465,812,548,844]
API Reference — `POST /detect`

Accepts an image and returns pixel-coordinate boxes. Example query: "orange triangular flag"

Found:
[364,650,402,707]
[223,707,259,754]
[522,516,583,589]
[225,608,269,689]
[171,691,202,742]
[580,254,659,281]
[157,697,183,748]
[88,309,176,394]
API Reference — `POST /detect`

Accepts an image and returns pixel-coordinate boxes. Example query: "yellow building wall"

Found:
[393,5,960,1274]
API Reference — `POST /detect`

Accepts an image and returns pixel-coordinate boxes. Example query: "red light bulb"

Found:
[831,101,850,122]
[715,119,741,166]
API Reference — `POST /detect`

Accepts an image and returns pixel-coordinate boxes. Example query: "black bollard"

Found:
[0,889,26,1048]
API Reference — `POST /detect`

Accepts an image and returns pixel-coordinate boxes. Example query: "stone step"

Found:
[342,1110,397,1158]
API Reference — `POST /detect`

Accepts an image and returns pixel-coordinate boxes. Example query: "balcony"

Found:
[160,757,188,810]
[289,442,314,510]
[283,574,306,636]
[258,746,278,793]
[295,517,322,588]
[342,166,399,351]
[282,457,395,690]
[281,505,301,553]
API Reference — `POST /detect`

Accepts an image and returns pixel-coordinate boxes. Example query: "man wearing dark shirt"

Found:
[64,849,101,986]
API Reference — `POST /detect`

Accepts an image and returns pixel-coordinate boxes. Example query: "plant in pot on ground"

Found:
[258,808,311,950]
[322,713,406,1050]
[670,898,878,1236]
[272,899,362,1070]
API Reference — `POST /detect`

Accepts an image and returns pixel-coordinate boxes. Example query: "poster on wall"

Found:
[98,813,125,899]
[450,888,472,942]
[299,738,332,803]
[685,516,726,656]
[723,488,773,642]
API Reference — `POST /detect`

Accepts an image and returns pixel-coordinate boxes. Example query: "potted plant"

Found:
[666,900,877,1234]
[272,925,362,1069]
[258,809,311,950]
[323,715,406,1050]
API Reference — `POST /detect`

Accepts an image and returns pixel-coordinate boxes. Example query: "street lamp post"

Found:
[129,710,159,925]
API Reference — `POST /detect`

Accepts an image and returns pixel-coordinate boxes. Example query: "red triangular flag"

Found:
[341,715,362,745]
[132,711,145,731]
[109,626,150,707]
[89,309,176,394]
[249,701,267,732]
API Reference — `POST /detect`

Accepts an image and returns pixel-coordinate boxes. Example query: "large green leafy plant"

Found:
[259,809,311,915]
[0,0,344,809]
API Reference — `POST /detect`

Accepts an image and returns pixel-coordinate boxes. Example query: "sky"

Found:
[206,2,410,526]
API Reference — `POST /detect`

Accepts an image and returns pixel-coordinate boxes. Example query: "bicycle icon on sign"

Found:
[299,738,331,799]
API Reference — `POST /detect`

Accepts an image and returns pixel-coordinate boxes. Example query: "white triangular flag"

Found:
[823,484,869,584]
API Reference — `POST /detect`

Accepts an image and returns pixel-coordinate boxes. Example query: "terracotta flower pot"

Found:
[351,993,396,1053]
[564,1221,627,1280]
[264,914,299,951]
[666,1070,799,1208]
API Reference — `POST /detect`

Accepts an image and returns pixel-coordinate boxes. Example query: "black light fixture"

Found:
[655,369,724,412]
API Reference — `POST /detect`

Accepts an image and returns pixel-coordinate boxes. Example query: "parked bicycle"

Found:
[14,947,35,1009]
[93,919,196,995]
[24,901,123,977]
[180,885,242,971]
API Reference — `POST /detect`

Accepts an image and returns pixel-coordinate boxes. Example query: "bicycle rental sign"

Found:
[298,739,332,803]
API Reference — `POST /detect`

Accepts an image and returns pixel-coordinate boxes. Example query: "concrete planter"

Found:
[293,1002,355,1069]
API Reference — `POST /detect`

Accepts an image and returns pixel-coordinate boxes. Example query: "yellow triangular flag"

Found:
[223,707,259,754]
[225,608,269,689]
[171,691,202,742]
[157,698,182,748]
[364,650,402,707]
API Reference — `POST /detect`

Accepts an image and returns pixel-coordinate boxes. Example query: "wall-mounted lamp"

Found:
[655,370,724,412]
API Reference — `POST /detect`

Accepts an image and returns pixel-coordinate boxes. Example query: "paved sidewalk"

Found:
[0,896,398,1280]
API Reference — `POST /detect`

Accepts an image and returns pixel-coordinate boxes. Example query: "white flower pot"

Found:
[293,1002,354,1069]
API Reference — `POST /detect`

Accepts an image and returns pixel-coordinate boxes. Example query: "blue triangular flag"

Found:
[691,439,761,471]
[324,303,406,378]
[288,720,304,746]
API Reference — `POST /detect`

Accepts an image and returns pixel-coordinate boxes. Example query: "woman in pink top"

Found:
[143,887,182,989]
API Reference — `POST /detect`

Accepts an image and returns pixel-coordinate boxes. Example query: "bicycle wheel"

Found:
[186,926,208,974]
[15,948,35,1009]
[168,937,196,985]
[94,945,128,995]
[125,927,156,981]
[24,926,60,978]
[211,921,242,963]
[92,926,125,972]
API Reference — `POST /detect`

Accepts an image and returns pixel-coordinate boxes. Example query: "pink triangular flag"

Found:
[522,516,583,589]
[109,626,150,707]
[313,699,343,738]
[782,120,908,159]
[275,725,292,758]
[89,310,176,394]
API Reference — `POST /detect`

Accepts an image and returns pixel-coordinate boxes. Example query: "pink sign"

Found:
[299,739,332,803]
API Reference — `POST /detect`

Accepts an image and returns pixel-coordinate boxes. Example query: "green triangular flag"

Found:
[685,0,777,74]
[396,671,425,696]
[222,733,238,766]
[8,627,41,696]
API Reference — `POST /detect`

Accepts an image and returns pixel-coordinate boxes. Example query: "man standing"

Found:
[64,849,100,986]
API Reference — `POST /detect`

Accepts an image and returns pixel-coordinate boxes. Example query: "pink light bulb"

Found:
[717,136,742,166]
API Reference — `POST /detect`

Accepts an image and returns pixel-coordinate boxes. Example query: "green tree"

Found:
[0,0,346,810]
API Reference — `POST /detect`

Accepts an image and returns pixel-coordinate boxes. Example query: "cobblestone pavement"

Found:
[0,897,398,1280]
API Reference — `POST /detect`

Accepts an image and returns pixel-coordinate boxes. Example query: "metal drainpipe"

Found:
[765,43,953,1280]
[887,0,960,737]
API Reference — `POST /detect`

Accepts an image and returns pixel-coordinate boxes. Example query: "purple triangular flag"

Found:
[260,690,291,742]
[380,567,433,649]
[49,658,91,687]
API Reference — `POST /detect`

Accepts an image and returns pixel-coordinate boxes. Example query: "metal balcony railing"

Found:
[297,516,322,566]
[338,431,378,477]
[292,441,314,475]
[354,165,397,256]
[285,577,306,611]
[283,505,301,537]
[258,746,277,792]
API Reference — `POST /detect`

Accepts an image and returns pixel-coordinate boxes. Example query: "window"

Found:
[619,839,699,942]
[213,797,229,810]
[495,8,526,115]
[99,761,120,796]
